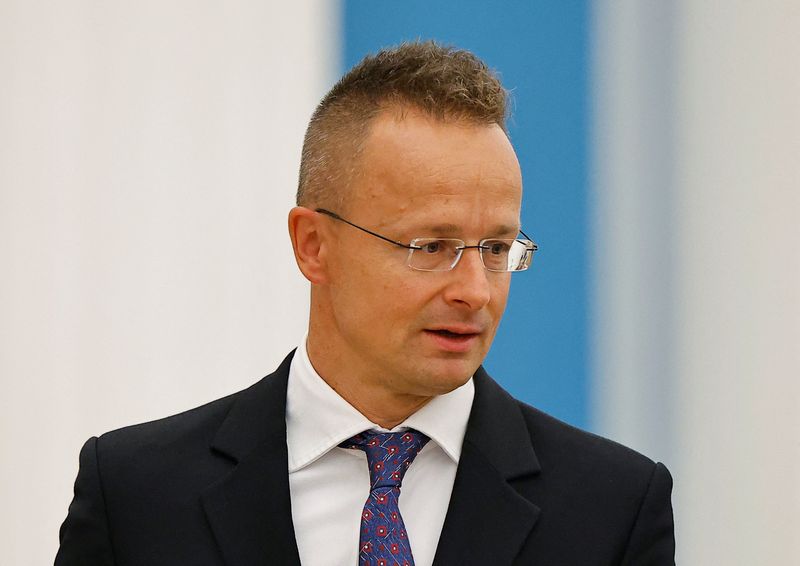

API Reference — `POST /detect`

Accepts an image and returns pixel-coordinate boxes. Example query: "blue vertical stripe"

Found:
[343,1,590,429]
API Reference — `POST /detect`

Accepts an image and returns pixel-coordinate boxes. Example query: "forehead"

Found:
[348,109,523,232]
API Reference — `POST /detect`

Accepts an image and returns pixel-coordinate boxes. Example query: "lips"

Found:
[431,329,471,339]
[423,325,483,353]
[426,324,484,336]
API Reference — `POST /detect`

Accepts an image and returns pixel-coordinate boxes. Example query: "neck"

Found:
[305,332,432,430]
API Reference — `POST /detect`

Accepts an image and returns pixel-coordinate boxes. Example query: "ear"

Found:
[288,206,330,285]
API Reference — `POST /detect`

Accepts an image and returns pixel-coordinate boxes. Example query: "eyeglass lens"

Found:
[408,238,533,272]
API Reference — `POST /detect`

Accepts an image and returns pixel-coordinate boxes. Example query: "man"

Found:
[57,42,675,565]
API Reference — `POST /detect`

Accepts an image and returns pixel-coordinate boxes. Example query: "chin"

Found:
[416,359,479,395]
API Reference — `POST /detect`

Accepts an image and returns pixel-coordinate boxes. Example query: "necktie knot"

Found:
[343,430,429,490]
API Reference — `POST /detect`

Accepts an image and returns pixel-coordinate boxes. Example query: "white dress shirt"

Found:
[286,340,475,566]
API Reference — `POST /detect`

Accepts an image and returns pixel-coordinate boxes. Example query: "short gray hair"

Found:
[296,41,509,210]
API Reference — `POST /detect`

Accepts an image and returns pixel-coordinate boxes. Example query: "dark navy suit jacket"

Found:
[56,351,675,565]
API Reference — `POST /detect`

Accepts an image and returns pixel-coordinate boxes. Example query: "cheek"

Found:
[337,264,415,322]
[380,278,423,317]
[374,276,438,339]
[489,276,512,318]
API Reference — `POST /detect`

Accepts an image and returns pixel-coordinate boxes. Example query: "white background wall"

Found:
[593,1,800,563]
[0,2,337,563]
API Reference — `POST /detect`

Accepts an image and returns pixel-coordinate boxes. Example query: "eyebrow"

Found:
[420,223,521,237]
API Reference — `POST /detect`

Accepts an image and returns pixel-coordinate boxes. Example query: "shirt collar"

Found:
[285,338,475,473]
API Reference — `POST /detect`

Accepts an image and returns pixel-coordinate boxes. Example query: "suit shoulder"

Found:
[95,381,252,458]
[516,400,659,477]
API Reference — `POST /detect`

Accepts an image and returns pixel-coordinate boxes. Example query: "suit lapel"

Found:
[198,356,540,565]
[201,352,301,566]
[433,367,542,566]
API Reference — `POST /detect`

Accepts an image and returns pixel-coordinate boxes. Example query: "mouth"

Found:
[423,327,483,353]
[427,329,476,339]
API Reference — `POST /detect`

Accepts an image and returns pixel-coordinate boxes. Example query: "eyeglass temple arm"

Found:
[315,208,419,250]
[519,228,539,251]
[318,208,538,252]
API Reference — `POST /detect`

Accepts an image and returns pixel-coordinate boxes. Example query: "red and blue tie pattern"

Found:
[342,430,430,566]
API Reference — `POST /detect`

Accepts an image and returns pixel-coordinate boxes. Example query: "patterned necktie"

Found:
[342,429,430,566]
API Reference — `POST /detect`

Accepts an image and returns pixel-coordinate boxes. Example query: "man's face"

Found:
[320,108,523,399]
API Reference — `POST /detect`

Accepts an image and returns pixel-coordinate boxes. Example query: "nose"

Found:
[442,247,492,310]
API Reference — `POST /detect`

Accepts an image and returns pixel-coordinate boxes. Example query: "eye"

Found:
[487,241,511,255]
[420,240,443,254]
